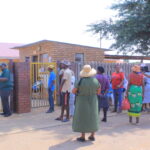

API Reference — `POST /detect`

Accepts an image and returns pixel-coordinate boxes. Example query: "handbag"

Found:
[122,98,130,110]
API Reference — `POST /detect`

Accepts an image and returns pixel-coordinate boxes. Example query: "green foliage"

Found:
[88,0,150,55]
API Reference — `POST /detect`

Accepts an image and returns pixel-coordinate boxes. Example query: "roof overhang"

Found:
[105,55,150,60]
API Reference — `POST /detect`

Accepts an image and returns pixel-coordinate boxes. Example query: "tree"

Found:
[88,0,150,55]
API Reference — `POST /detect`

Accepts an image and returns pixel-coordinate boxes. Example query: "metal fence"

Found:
[71,62,136,80]
[30,62,57,108]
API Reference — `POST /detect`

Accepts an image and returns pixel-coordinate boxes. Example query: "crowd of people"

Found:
[0,61,150,142]
[46,61,150,142]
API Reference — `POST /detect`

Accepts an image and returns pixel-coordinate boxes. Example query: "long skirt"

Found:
[128,85,142,117]
[72,95,99,133]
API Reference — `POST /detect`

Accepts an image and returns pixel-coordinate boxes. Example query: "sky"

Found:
[0,0,116,49]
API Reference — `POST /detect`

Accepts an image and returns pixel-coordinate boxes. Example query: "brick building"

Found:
[13,40,107,63]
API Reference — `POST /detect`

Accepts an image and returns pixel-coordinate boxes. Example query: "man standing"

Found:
[46,65,56,113]
[0,63,13,117]
[58,61,65,106]
[56,61,72,122]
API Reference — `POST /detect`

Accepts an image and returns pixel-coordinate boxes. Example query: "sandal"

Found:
[88,136,95,141]
[77,137,86,142]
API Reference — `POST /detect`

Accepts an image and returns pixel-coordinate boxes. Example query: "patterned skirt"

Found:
[128,85,142,117]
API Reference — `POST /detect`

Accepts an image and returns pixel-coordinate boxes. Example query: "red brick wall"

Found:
[18,41,104,62]
[13,62,31,113]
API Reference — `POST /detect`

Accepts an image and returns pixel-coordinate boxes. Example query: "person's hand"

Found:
[117,85,121,88]
[59,86,62,93]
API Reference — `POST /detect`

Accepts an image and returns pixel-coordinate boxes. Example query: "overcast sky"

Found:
[0,0,116,49]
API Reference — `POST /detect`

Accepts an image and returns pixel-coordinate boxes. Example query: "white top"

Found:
[62,68,72,93]
[123,77,128,90]
[71,76,75,91]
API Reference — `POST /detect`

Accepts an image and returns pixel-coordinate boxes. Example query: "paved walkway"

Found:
[0,107,150,150]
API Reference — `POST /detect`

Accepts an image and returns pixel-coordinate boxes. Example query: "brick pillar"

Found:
[13,62,31,113]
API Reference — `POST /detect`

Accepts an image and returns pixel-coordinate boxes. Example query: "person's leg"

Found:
[50,90,54,111]
[66,92,70,120]
[129,116,132,123]
[60,93,65,119]
[136,117,139,124]
[77,133,86,142]
[69,93,74,117]
[56,93,65,120]
[88,132,95,141]
[1,95,7,114]
[47,89,54,112]
[118,88,123,112]
[113,89,118,112]
[1,91,11,116]
[102,107,108,122]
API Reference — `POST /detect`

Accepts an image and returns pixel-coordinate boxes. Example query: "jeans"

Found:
[113,88,123,111]
[69,93,75,116]
[0,90,11,115]
[48,89,54,110]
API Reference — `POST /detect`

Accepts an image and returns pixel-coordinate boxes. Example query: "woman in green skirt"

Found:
[126,65,144,124]
[72,65,100,142]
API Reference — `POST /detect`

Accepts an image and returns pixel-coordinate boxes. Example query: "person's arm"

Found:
[117,73,124,88]
[104,78,110,95]
[126,75,130,98]
[48,73,56,89]
[142,78,145,100]
[60,71,68,92]
[0,71,9,82]
[0,78,8,82]
[97,88,101,95]
[143,73,150,78]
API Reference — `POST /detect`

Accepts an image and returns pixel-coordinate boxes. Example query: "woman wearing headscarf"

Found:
[96,66,110,122]
[72,65,100,142]
[126,65,144,124]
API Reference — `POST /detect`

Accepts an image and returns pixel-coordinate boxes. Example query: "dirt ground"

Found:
[0,107,150,150]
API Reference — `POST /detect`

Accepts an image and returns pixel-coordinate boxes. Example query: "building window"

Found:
[25,57,30,62]
[32,55,38,62]
[40,53,49,62]
[75,53,84,63]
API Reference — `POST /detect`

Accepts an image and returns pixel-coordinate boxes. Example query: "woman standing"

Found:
[72,65,100,142]
[126,65,144,124]
[96,66,110,122]
[111,65,124,113]
[142,66,150,111]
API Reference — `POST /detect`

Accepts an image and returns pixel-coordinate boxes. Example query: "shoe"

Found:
[0,113,5,115]
[77,137,86,142]
[112,110,117,113]
[101,118,107,122]
[46,109,54,113]
[4,114,12,117]
[62,119,70,122]
[55,117,62,121]
[117,108,122,113]
[88,136,95,141]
